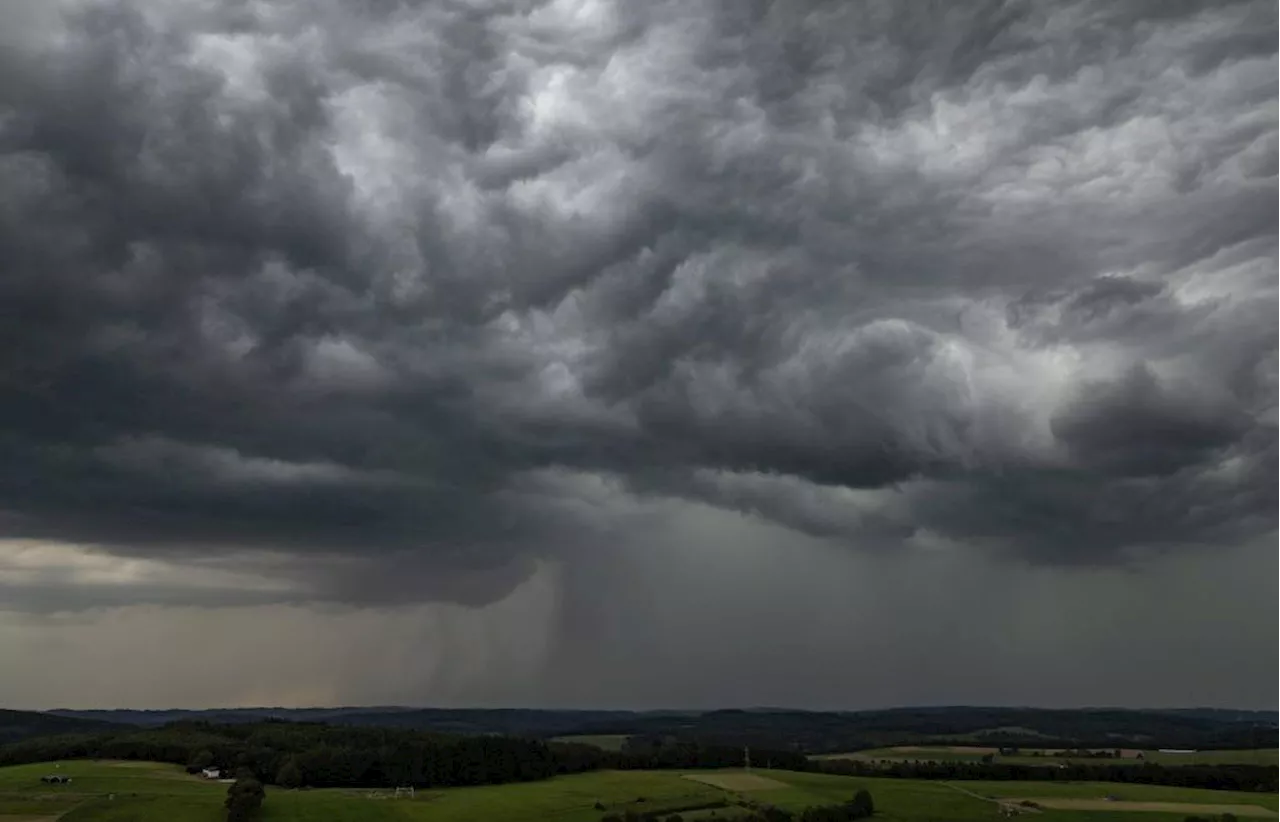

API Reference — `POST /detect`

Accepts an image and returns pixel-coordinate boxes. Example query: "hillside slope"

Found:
[0,709,120,744]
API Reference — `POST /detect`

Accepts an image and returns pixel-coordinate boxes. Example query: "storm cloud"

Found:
[0,0,1275,708]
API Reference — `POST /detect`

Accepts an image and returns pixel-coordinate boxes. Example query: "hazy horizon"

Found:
[27,703,1280,714]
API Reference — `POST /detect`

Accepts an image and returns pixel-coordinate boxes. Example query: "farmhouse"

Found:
[201,767,222,779]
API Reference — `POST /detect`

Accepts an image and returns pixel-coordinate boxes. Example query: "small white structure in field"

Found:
[201,768,222,779]
[394,786,415,799]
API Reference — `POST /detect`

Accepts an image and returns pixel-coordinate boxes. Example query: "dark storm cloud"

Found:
[0,0,1274,609]
[1051,365,1250,477]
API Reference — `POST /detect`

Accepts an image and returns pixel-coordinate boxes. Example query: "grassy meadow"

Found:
[1,759,1277,822]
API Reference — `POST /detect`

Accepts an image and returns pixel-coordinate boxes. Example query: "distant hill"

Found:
[1149,708,1279,726]
[43,705,1278,753]
[48,707,671,735]
[0,709,120,744]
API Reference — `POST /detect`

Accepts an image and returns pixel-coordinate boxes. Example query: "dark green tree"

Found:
[851,788,875,818]
[275,758,302,789]
[188,749,214,772]
[225,775,266,822]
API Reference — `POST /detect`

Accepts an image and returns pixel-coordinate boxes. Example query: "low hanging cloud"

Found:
[0,0,1275,615]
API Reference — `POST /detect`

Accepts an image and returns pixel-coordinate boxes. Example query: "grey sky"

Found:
[0,0,1275,710]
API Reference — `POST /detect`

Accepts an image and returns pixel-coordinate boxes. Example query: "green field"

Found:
[0,760,228,822]
[816,746,1280,768]
[961,780,1279,809]
[1,760,1276,821]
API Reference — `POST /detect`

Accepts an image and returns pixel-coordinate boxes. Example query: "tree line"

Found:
[0,721,804,789]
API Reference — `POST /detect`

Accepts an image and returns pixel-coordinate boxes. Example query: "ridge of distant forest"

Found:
[0,709,120,745]
[29,705,1277,752]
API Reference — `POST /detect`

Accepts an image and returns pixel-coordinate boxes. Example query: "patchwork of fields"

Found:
[550,734,632,751]
[0,759,1276,822]
[815,746,1280,768]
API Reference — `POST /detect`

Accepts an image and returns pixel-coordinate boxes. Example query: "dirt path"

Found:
[942,783,1042,815]
[943,783,993,802]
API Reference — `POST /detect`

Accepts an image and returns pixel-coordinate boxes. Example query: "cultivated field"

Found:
[550,734,632,751]
[815,746,1280,767]
[683,772,791,791]
[1,760,1276,821]
[1026,798,1275,817]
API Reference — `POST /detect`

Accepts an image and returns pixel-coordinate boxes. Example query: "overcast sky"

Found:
[0,0,1275,711]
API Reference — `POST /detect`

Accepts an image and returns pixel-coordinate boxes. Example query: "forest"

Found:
[43,706,1278,753]
[0,720,805,788]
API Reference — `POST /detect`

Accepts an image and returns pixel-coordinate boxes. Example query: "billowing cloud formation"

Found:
[0,0,1275,619]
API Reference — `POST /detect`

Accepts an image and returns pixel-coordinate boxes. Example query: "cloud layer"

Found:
[0,0,1274,665]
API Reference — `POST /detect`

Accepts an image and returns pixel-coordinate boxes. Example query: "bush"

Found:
[225,775,265,822]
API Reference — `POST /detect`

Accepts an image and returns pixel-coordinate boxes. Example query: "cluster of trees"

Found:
[1050,748,1126,759]
[814,758,1277,793]
[224,770,265,822]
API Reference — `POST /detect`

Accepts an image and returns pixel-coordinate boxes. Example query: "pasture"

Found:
[1,760,1277,821]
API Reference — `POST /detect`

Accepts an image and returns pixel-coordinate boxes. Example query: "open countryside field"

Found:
[1,761,1277,822]
[960,780,1279,809]
[0,760,228,822]
[1027,799,1274,817]
[684,772,792,791]
[815,746,1280,767]
[550,734,632,751]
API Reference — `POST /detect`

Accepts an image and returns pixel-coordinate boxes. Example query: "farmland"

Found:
[3,760,1279,822]
[551,734,633,752]
[815,746,1280,768]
